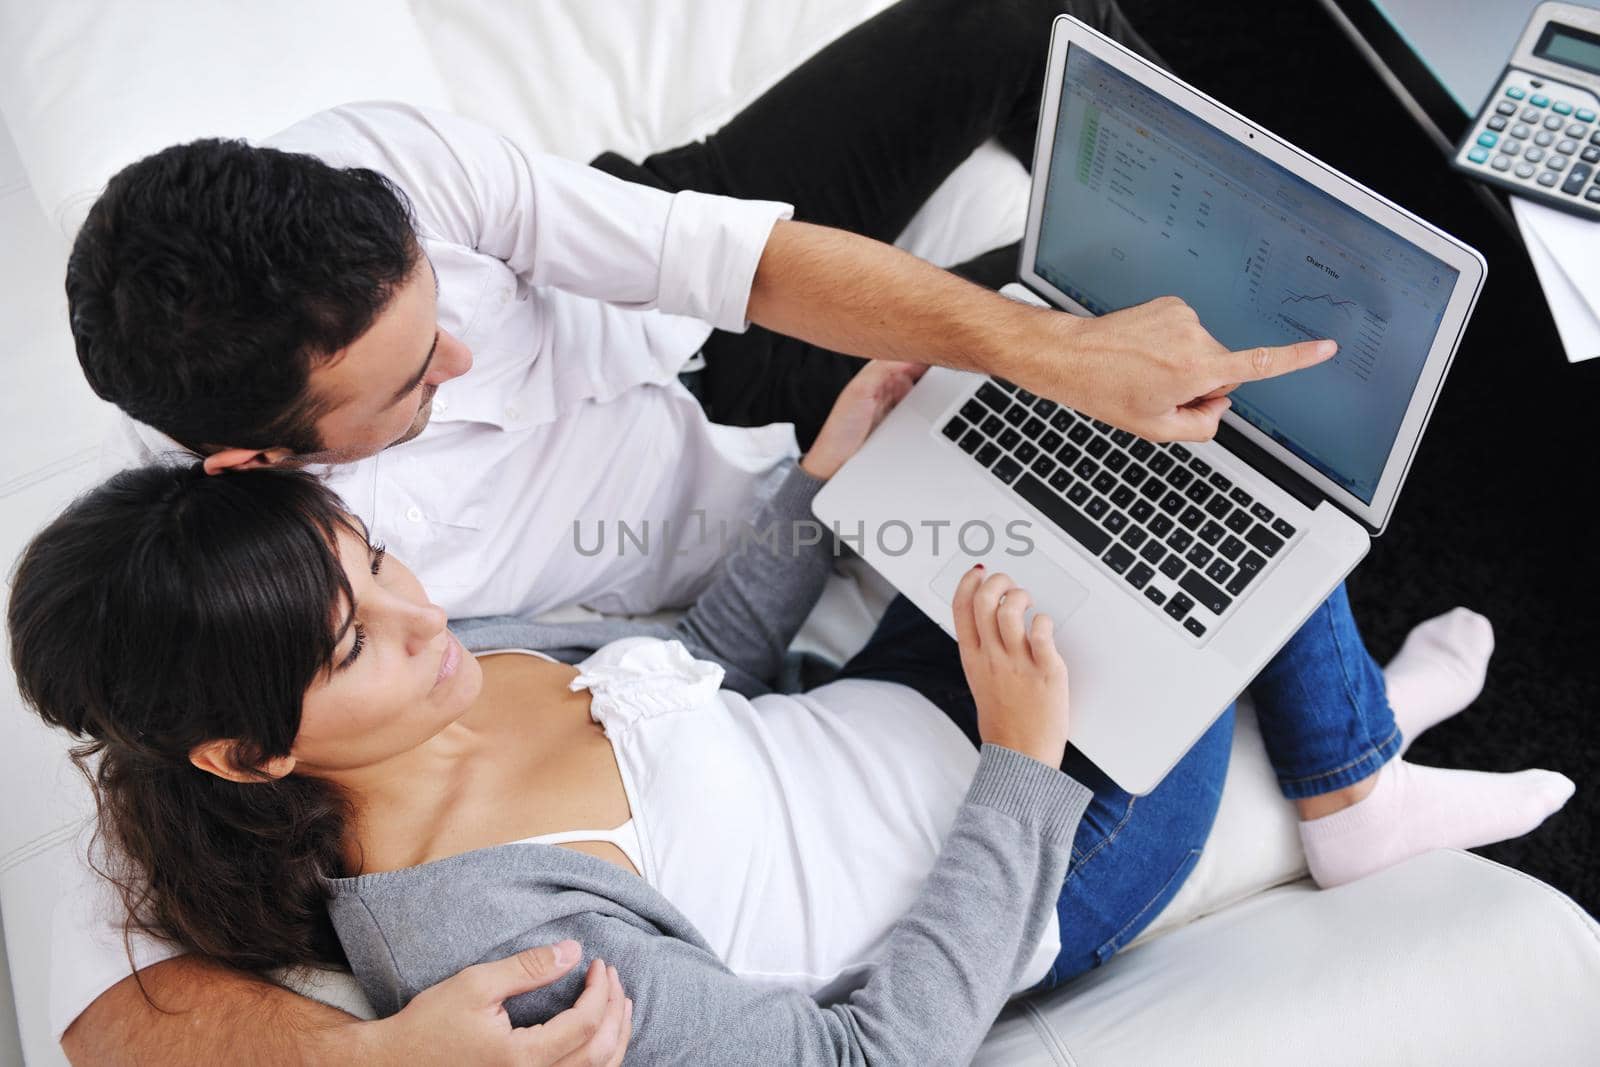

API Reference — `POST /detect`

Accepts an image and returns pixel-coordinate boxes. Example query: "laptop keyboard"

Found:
[940,378,1301,640]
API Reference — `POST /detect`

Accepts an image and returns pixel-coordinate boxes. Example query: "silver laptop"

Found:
[813,14,1486,794]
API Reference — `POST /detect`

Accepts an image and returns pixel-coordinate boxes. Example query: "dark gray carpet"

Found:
[1118,0,1599,917]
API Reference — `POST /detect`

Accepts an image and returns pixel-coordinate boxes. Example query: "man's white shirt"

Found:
[58,101,798,1039]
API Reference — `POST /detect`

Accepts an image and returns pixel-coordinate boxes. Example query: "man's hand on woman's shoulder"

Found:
[62,942,631,1067]
[353,941,632,1067]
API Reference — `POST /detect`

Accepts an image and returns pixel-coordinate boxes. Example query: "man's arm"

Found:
[63,944,630,1067]
[746,219,1339,442]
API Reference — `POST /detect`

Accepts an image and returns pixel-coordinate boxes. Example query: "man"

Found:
[56,1,1335,1062]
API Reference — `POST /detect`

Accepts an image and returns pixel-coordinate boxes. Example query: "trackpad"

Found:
[928,526,1092,635]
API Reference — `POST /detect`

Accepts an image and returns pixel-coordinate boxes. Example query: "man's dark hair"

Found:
[66,139,420,454]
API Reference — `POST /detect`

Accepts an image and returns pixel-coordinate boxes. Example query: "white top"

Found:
[566,638,1060,1000]
[57,101,801,1040]
[100,101,799,620]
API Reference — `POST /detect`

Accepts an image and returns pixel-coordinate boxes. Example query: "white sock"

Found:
[1298,759,1575,888]
[1382,608,1495,754]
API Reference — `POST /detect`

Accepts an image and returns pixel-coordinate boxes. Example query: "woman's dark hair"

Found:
[66,138,420,454]
[7,463,366,974]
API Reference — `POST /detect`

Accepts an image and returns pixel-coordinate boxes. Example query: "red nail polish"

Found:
[975,563,985,570]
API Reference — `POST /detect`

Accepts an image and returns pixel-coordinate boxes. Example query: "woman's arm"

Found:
[451,463,830,693]
[453,362,920,691]
[667,360,922,683]
[334,745,1089,1066]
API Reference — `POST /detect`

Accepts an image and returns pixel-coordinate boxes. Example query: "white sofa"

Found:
[0,2,1596,1064]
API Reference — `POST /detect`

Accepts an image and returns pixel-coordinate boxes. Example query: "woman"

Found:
[10,365,1572,1064]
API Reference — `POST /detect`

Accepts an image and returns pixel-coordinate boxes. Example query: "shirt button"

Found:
[505,403,523,420]
[406,506,423,523]
[433,397,449,413]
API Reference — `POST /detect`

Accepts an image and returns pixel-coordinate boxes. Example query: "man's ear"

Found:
[202,448,298,475]
[189,740,297,784]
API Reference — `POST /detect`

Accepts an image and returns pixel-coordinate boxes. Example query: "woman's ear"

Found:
[189,740,297,783]
[201,447,298,475]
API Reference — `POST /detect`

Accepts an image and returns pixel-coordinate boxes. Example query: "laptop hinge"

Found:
[1214,421,1324,512]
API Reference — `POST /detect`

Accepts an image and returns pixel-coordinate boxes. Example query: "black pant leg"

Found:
[634,0,1168,234]
[590,0,1164,443]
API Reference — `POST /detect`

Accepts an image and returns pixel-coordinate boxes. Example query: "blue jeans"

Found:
[833,582,1400,987]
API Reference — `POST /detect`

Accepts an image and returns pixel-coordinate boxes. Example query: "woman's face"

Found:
[288,524,484,775]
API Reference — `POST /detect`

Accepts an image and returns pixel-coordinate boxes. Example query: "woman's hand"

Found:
[799,360,927,480]
[951,566,1070,768]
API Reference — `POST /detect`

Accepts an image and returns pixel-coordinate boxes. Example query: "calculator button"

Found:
[1558,139,1578,155]
[1502,141,1521,157]
[1570,124,1589,139]
[1535,131,1555,148]
[1495,100,1517,116]
[1538,171,1559,187]
[1544,115,1564,131]
[1476,131,1498,148]
[1507,86,1527,100]
[1578,108,1597,122]
[1511,123,1531,139]
[1491,155,1511,171]
[1554,101,1573,115]
[1531,94,1550,107]
[1468,147,1489,164]
[1582,146,1600,164]
[1547,155,1567,171]
[1516,162,1537,178]
[1563,163,1593,195]
[1587,187,1600,203]
[1593,131,1600,145]
[1522,106,1543,123]
[1526,146,1546,162]
[1487,115,1508,132]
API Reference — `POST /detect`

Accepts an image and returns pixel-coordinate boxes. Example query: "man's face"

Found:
[304,255,474,463]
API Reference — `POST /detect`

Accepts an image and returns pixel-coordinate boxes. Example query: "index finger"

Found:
[1223,338,1337,386]
[517,958,615,1061]
[549,965,629,1067]
[951,564,984,650]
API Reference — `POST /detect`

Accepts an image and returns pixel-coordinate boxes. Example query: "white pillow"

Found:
[0,0,452,236]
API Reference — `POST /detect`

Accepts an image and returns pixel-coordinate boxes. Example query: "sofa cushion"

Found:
[978,849,1600,1065]
[0,0,452,236]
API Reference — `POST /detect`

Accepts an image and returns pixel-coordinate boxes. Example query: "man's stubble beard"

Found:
[391,384,438,449]
[294,385,438,469]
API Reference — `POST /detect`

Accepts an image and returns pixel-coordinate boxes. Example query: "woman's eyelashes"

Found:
[340,624,367,670]
[336,545,386,671]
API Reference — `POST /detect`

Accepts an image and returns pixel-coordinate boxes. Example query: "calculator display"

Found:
[1535,22,1600,77]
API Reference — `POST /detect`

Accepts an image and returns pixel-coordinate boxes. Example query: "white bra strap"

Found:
[472,646,562,664]
[514,820,645,876]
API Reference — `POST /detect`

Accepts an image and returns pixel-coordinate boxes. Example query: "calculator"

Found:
[1452,2,1600,220]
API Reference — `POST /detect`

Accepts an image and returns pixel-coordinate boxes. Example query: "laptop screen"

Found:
[1033,46,1460,505]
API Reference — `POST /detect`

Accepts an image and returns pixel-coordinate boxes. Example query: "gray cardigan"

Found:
[325,463,1093,1065]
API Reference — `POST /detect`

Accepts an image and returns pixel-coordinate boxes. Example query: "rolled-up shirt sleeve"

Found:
[655,189,792,332]
[269,102,792,332]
